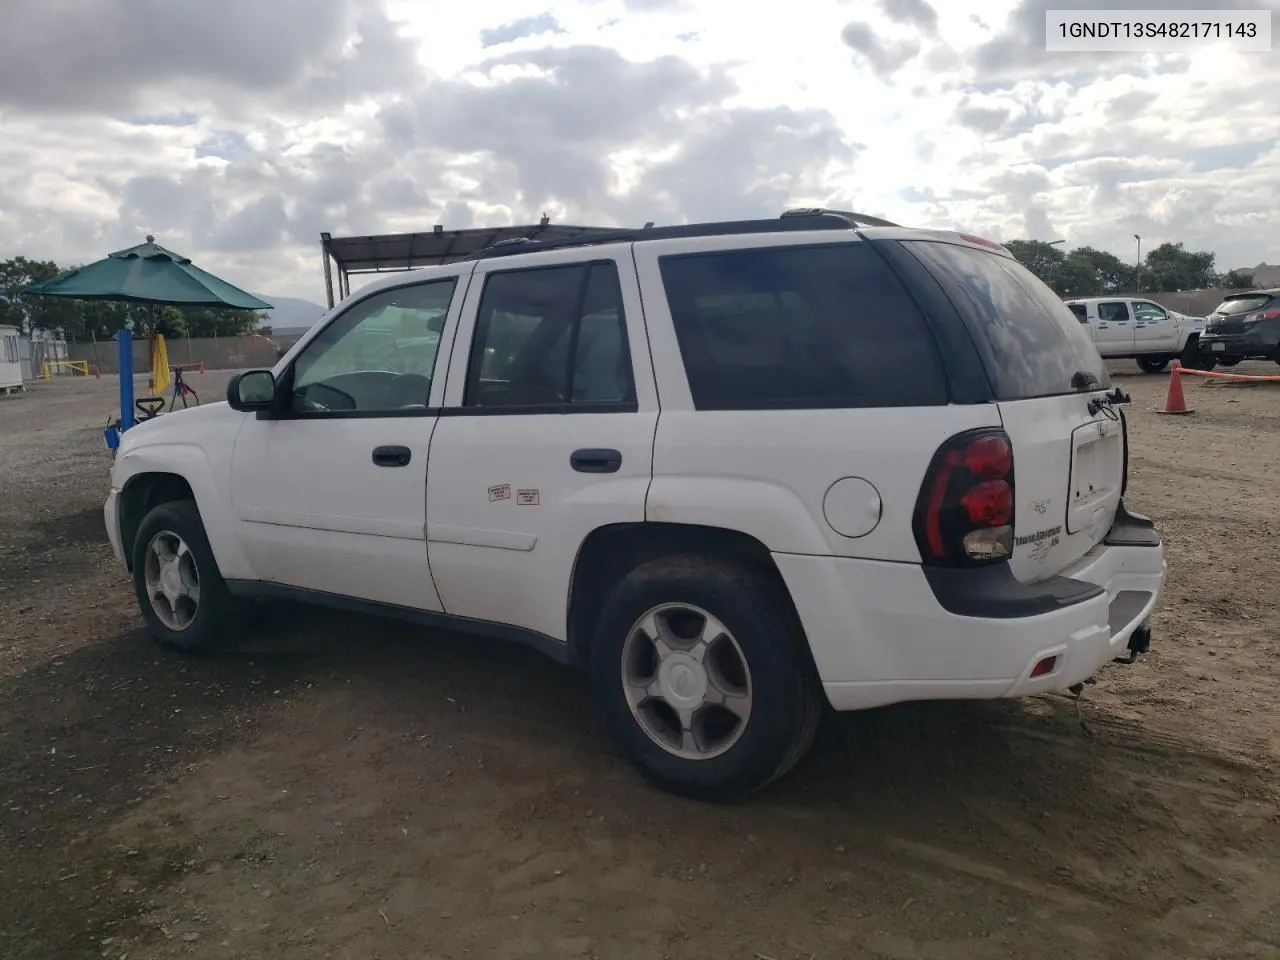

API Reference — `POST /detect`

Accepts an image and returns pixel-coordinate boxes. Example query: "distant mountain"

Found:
[254,294,327,336]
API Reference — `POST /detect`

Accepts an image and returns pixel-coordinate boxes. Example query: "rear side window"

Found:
[464,261,635,410]
[1066,303,1088,323]
[902,241,1110,400]
[657,243,948,410]
[1213,294,1274,315]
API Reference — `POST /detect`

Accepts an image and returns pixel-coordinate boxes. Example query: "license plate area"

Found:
[1211,341,1226,352]
[1066,418,1123,535]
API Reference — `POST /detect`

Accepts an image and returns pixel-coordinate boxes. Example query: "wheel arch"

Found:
[119,472,196,571]
[113,445,252,579]
[565,522,800,668]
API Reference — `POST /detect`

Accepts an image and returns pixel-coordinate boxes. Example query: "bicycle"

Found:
[135,366,200,423]
[169,366,200,409]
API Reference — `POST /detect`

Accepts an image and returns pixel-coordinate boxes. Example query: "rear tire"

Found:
[131,500,235,653]
[590,554,823,802]
[1137,356,1170,374]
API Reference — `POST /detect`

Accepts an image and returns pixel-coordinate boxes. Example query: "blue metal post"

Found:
[117,328,134,431]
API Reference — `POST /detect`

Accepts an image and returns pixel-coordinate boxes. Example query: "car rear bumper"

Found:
[104,488,125,565]
[1199,329,1279,357]
[774,503,1166,711]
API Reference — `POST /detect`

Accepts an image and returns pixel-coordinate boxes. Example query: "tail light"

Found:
[913,428,1015,565]
[1246,308,1280,324]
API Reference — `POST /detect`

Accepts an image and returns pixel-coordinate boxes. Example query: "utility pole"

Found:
[1133,234,1142,292]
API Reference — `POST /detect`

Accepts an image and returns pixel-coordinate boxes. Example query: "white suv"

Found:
[104,211,1167,801]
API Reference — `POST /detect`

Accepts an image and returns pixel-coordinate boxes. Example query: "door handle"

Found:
[570,448,622,474]
[372,445,412,467]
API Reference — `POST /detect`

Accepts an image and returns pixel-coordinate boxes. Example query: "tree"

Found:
[1216,268,1254,289]
[179,307,261,338]
[1142,242,1216,293]
[1004,240,1067,290]
[1057,246,1132,297]
[0,256,83,336]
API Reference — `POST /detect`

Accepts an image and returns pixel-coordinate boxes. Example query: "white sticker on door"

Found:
[488,483,511,502]
[516,488,540,505]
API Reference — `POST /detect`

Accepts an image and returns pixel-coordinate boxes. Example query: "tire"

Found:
[1180,340,1214,371]
[1136,356,1170,374]
[589,554,824,802]
[131,500,235,653]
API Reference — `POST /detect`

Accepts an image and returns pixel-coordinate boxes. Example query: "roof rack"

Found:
[462,209,902,262]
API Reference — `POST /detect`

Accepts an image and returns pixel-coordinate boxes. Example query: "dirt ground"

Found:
[1,365,1278,960]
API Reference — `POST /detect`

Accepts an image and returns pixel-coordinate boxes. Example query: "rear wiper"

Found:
[1071,370,1101,391]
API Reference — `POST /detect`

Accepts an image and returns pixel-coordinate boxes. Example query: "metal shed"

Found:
[0,325,24,393]
[319,218,627,308]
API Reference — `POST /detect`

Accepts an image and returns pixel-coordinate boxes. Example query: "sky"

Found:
[0,0,1277,302]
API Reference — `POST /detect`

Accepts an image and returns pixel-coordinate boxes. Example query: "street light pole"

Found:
[1133,234,1142,292]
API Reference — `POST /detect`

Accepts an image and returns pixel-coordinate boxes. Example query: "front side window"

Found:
[658,242,948,410]
[290,279,456,413]
[464,261,635,410]
[1132,302,1167,322]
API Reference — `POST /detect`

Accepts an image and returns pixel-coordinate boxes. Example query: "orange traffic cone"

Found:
[1157,360,1194,415]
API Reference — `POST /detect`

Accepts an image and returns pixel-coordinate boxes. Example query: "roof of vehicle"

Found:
[1063,296,1155,304]
[1219,288,1280,300]
[458,209,1015,263]
[327,210,1015,305]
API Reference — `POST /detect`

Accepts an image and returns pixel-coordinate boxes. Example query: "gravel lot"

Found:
[1,365,1278,960]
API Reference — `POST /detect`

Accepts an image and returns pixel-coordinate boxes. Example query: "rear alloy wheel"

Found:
[591,555,823,802]
[621,602,753,761]
[1137,356,1170,374]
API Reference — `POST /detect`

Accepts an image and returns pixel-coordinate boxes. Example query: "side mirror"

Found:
[227,370,278,412]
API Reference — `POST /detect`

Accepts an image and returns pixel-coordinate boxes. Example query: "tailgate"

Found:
[998,394,1123,583]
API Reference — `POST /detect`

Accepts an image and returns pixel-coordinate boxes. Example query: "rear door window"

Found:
[901,240,1110,400]
[1066,303,1088,323]
[1098,302,1131,323]
[657,242,948,410]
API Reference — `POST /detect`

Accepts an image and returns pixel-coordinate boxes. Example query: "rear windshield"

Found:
[902,240,1110,400]
[1212,294,1274,315]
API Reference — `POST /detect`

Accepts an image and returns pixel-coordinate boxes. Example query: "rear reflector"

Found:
[1031,655,1058,678]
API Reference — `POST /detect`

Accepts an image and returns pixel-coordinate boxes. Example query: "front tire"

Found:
[590,555,823,802]
[1137,356,1170,374]
[131,500,234,653]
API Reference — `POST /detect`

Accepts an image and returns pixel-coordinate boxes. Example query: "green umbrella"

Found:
[23,236,272,310]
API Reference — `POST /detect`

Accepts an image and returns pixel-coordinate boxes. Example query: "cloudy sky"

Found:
[1,0,1276,301]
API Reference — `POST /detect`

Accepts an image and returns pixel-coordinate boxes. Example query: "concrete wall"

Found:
[71,334,303,374]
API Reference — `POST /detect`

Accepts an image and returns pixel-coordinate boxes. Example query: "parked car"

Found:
[105,211,1166,801]
[1064,296,1209,372]
[1199,288,1280,365]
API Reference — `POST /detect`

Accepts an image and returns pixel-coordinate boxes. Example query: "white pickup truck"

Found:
[1064,297,1209,372]
[106,211,1166,800]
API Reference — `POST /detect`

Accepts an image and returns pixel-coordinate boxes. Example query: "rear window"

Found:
[657,243,948,410]
[1213,294,1274,315]
[1066,303,1088,323]
[902,241,1110,400]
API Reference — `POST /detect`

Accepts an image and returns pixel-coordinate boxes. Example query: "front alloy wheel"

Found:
[142,530,201,631]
